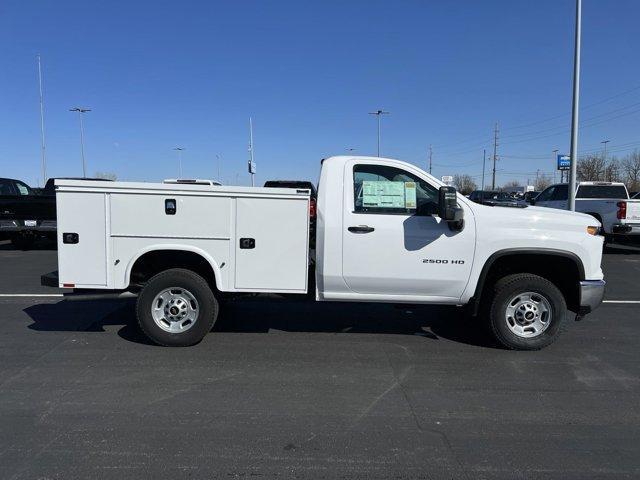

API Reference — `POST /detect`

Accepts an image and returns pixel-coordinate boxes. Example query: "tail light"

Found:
[617,201,627,220]
[309,198,317,219]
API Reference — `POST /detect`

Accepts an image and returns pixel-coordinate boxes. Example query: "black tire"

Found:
[136,268,218,346]
[486,273,567,350]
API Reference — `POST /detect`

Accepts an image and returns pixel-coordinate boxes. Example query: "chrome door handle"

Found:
[348,225,375,233]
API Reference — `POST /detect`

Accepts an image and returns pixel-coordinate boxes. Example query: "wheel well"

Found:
[129,250,217,291]
[474,253,582,313]
[585,212,603,223]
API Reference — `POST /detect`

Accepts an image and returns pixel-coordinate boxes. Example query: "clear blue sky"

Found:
[1,0,639,188]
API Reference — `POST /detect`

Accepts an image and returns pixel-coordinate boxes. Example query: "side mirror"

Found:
[529,198,536,206]
[438,186,464,230]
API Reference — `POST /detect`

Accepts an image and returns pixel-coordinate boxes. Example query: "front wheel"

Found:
[487,273,567,350]
[136,268,218,346]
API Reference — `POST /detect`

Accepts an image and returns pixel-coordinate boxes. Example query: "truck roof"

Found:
[54,178,310,198]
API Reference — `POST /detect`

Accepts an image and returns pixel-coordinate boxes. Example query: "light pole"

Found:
[568,0,582,211]
[37,54,47,186]
[173,147,185,178]
[552,149,559,182]
[69,107,91,177]
[481,149,486,191]
[216,154,222,183]
[601,139,610,161]
[368,109,390,157]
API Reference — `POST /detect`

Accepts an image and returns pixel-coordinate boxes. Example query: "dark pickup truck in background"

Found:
[0,177,111,249]
[0,178,56,248]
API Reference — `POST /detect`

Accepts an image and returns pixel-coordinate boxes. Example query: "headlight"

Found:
[587,226,599,235]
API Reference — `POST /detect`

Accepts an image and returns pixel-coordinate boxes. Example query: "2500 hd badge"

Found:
[422,259,465,264]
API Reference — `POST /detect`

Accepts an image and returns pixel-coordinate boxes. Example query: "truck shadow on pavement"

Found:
[23,296,498,349]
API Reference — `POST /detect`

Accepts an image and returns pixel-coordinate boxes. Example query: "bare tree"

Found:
[577,154,606,181]
[502,180,521,192]
[453,174,477,195]
[95,171,118,181]
[603,157,621,182]
[534,173,552,191]
[621,150,640,192]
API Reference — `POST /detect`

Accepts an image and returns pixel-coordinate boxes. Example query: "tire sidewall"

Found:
[490,276,566,350]
[137,269,217,346]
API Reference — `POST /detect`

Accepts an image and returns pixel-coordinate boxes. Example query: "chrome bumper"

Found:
[579,280,606,314]
[0,219,57,233]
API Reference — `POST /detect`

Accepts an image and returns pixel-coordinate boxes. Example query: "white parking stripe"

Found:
[0,294,64,297]
[0,294,639,303]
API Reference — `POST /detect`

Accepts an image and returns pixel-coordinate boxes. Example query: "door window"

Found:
[550,184,568,201]
[353,164,439,215]
[0,180,16,195]
[535,186,555,202]
[15,181,31,195]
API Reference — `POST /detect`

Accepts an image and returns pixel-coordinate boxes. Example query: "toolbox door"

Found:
[57,192,107,287]
[235,197,308,292]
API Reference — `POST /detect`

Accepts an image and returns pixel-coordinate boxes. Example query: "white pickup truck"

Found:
[41,156,606,350]
[532,181,640,240]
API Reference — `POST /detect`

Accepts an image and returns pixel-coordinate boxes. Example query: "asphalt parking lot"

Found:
[0,240,639,479]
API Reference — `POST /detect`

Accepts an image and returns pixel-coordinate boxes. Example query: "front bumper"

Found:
[578,280,606,315]
[612,223,640,235]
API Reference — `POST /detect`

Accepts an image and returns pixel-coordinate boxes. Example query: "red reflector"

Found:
[617,201,627,220]
[309,198,317,219]
[62,283,75,288]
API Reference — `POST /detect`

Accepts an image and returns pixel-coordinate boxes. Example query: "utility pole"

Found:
[428,144,433,174]
[481,149,486,191]
[37,54,47,186]
[368,109,390,157]
[568,0,582,211]
[173,147,185,178]
[492,122,499,189]
[601,139,610,161]
[216,154,221,183]
[248,117,255,187]
[69,107,91,177]
[552,149,559,182]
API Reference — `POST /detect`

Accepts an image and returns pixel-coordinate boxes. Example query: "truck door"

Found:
[341,160,475,299]
[536,184,568,210]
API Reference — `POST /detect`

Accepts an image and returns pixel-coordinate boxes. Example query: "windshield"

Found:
[577,185,628,199]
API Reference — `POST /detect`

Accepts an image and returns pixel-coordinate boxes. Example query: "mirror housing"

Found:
[438,186,464,230]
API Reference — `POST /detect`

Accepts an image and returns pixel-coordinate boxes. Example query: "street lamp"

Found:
[69,107,91,177]
[368,109,390,157]
[173,147,185,178]
[568,0,582,211]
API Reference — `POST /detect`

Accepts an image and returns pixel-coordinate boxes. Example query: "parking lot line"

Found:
[603,300,640,304]
[0,293,64,297]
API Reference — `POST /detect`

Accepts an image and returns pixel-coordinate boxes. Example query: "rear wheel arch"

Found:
[470,249,584,315]
[127,247,222,292]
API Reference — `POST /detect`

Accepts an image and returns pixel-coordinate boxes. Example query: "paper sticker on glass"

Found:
[362,181,417,209]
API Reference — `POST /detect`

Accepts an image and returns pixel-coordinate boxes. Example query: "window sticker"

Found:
[17,184,29,195]
[362,180,416,209]
[404,182,417,208]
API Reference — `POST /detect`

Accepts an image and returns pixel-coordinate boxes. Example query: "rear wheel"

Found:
[487,273,566,350]
[136,268,218,346]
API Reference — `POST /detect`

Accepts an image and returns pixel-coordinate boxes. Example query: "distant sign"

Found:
[441,175,453,186]
[248,160,256,174]
[557,154,570,171]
